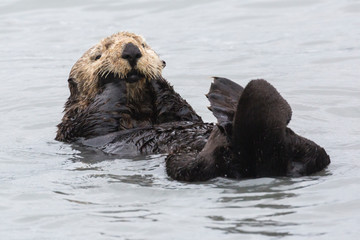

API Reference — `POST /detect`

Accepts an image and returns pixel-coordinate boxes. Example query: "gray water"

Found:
[0,0,359,239]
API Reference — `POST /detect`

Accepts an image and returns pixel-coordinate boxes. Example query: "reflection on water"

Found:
[0,0,360,239]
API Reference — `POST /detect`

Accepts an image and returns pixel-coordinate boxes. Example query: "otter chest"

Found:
[121,83,156,129]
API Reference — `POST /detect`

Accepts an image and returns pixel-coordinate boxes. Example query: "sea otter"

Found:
[56,32,202,142]
[56,32,330,181]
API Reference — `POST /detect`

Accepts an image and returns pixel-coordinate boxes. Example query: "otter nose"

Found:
[121,42,142,67]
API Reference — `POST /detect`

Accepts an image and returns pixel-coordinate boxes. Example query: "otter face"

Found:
[69,32,166,102]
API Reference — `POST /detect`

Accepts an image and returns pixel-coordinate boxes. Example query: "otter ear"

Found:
[103,39,113,49]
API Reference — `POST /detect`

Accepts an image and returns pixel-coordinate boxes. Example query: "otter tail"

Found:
[231,79,330,177]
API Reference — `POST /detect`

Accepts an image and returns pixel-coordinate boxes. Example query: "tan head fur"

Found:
[68,32,165,106]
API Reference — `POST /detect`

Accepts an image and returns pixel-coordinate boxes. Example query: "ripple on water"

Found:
[0,0,360,239]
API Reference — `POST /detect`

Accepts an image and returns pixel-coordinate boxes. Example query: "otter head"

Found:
[68,32,166,105]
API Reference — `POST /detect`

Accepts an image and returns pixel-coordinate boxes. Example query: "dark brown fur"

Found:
[56,32,330,182]
[165,79,330,181]
[56,32,201,142]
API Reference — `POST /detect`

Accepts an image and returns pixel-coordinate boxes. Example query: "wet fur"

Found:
[56,32,330,182]
[165,79,330,181]
[56,32,201,142]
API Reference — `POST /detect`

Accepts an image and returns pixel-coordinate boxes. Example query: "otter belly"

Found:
[73,78,330,182]
[80,122,214,157]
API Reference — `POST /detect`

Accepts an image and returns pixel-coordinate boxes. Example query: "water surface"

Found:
[0,0,359,239]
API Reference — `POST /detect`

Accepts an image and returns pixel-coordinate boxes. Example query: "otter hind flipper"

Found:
[206,77,244,126]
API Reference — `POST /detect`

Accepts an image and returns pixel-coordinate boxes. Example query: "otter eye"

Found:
[142,43,146,48]
[95,54,101,60]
